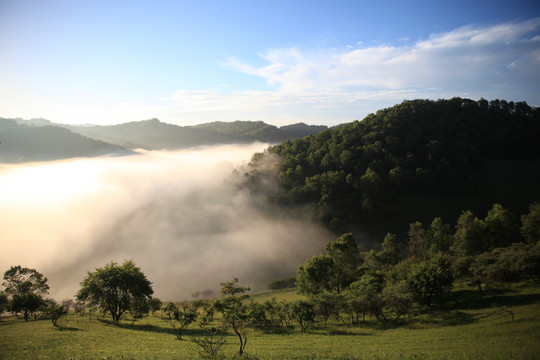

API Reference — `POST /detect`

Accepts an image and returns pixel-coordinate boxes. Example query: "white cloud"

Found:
[6,18,537,127]
[157,18,540,126]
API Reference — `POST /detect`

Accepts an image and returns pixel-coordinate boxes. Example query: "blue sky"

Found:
[0,0,539,126]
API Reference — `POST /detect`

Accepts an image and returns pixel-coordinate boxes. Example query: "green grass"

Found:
[1,283,539,360]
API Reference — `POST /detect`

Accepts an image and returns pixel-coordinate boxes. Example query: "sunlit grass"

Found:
[0,283,539,359]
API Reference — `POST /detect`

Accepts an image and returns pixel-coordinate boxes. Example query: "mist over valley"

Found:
[0,144,334,300]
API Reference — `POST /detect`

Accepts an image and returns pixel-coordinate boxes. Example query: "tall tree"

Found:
[76,260,153,322]
[325,233,361,293]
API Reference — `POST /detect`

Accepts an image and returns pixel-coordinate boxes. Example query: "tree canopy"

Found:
[76,260,153,322]
[245,98,540,231]
[2,266,49,321]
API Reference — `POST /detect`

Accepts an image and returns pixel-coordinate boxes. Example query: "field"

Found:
[1,283,539,360]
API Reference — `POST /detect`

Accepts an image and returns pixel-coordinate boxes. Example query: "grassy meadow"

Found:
[1,283,539,360]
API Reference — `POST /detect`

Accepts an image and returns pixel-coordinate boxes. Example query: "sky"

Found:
[0,0,539,127]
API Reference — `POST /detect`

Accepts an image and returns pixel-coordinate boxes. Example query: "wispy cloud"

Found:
[161,18,540,125]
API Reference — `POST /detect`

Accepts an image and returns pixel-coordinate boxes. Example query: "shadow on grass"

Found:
[98,319,173,335]
[96,319,226,338]
[56,326,81,331]
[446,287,540,311]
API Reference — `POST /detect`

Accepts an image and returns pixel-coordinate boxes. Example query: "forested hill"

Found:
[246,98,540,237]
[0,118,133,163]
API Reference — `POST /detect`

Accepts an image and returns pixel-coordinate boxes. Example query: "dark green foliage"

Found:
[2,266,49,321]
[381,280,413,321]
[344,279,384,323]
[0,291,7,314]
[76,260,153,322]
[407,253,454,307]
[149,297,163,315]
[325,233,362,293]
[521,202,540,244]
[312,292,345,324]
[377,233,402,266]
[2,265,49,297]
[9,292,44,321]
[297,255,335,295]
[289,300,316,332]
[297,233,361,295]
[42,298,69,327]
[163,302,198,340]
[267,277,296,290]
[245,98,540,230]
[470,243,540,285]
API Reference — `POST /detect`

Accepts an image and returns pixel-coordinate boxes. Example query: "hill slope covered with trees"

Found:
[245,98,540,238]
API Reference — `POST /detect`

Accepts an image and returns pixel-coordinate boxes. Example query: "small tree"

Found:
[149,297,163,316]
[2,266,49,321]
[42,298,69,327]
[163,302,198,340]
[191,327,227,360]
[407,253,454,307]
[290,300,316,332]
[213,278,250,355]
[382,280,413,321]
[76,260,153,322]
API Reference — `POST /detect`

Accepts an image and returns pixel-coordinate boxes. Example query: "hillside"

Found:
[245,98,540,238]
[0,118,133,163]
[192,121,328,142]
[65,118,247,150]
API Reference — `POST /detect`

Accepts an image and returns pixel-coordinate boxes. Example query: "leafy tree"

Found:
[408,222,428,261]
[377,233,402,266]
[312,292,345,324]
[289,300,316,332]
[325,233,361,293]
[484,204,522,248]
[76,260,153,322]
[213,278,250,355]
[407,253,454,307]
[521,202,540,244]
[381,280,413,321]
[470,243,540,285]
[130,297,151,324]
[149,297,163,316]
[9,293,44,321]
[163,302,198,340]
[425,217,453,254]
[2,266,49,321]
[296,255,334,295]
[42,298,69,327]
[345,278,384,324]
[453,210,488,255]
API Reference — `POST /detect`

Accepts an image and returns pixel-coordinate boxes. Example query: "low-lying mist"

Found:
[0,143,334,300]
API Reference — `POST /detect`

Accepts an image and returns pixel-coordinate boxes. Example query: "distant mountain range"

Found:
[0,117,328,163]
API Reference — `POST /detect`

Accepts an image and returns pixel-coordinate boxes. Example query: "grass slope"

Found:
[0,284,538,360]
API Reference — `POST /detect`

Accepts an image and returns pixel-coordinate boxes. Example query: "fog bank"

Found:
[0,144,334,300]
